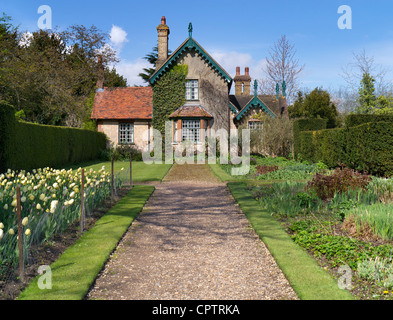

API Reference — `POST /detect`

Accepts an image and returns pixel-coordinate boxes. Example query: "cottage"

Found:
[91,17,287,150]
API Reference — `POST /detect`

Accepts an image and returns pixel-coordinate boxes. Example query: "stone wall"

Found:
[97,120,152,150]
[178,51,230,132]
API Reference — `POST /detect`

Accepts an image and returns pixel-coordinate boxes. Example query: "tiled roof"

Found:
[91,87,153,120]
[149,37,233,85]
[229,94,285,118]
[169,105,213,118]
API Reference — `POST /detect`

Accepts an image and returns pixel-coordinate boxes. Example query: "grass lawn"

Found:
[18,185,154,300]
[228,182,354,300]
[66,160,172,183]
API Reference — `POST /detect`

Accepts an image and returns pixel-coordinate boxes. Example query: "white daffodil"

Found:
[36,203,42,210]
[0,229,3,240]
[50,200,58,214]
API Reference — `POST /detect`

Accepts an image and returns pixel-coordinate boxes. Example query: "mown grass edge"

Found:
[227,182,354,300]
[17,185,155,300]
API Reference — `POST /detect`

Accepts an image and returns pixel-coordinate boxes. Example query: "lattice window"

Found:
[185,80,199,100]
[248,121,264,131]
[119,123,134,144]
[182,120,200,143]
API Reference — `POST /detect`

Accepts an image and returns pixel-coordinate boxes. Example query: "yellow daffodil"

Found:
[22,217,29,226]
[25,229,31,236]
[8,228,14,235]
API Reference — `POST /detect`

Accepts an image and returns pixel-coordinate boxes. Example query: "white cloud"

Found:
[110,25,128,49]
[210,50,253,76]
[209,49,268,93]
[114,58,151,86]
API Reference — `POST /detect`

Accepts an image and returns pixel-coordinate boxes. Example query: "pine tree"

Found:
[357,72,377,114]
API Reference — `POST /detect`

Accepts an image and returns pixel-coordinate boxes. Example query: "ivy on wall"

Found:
[152,65,188,135]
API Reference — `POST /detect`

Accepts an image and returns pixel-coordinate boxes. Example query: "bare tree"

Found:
[341,49,391,96]
[263,35,305,102]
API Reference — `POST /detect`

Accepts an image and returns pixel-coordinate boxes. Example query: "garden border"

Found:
[17,185,155,300]
[227,182,354,300]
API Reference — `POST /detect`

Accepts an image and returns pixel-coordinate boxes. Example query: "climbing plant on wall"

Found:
[152,65,188,135]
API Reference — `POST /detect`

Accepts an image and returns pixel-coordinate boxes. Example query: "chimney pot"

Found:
[236,67,240,75]
[245,67,249,75]
[161,16,166,25]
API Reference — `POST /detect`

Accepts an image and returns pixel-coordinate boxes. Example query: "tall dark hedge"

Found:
[0,103,107,172]
[293,118,328,159]
[0,101,17,172]
[345,114,393,128]
[346,122,393,177]
[152,65,188,135]
[298,120,393,177]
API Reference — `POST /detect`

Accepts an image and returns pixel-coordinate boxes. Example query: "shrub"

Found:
[306,167,372,200]
[255,165,279,175]
[113,144,143,161]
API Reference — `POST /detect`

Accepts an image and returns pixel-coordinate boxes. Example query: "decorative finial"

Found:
[276,83,280,99]
[188,22,193,38]
[282,80,286,98]
[254,80,258,97]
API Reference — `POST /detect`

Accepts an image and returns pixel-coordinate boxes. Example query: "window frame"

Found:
[185,80,199,101]
[248,121,264,131]
[118,122,134,144]
[181,119,201,143]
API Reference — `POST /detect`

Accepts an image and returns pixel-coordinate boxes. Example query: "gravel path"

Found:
[87,164,298,300]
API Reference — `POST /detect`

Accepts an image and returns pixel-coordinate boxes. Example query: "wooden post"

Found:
[16,186,25,283]
[111,157,114,203]
[130,154,133,188]
[80,168,85,233]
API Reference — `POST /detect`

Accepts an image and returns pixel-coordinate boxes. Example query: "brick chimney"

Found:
[96,55,104,90]
[234,67,252,95]
[156,16,170,70]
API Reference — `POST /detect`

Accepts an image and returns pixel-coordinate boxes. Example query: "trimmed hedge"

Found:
[293,118,328,159]
[346,122,393,177]
[298,120,393,177]
[0,103,107,172]
[345,114,393,128]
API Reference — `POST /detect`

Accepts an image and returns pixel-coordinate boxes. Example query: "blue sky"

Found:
[3,0,393,91]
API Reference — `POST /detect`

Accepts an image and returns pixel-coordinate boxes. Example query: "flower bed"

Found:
[0,166,121,286]
[248,168,393,299]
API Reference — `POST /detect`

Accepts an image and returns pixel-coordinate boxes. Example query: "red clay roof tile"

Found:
[169,105,213,118]
[91,87,153,120]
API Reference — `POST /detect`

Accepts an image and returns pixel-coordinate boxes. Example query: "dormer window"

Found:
[185,80,199,100]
